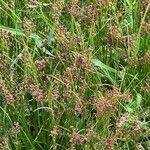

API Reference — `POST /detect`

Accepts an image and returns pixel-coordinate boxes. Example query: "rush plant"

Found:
[0,0,150,149]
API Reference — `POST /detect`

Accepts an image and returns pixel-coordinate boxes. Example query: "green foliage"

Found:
[0,0,150,149]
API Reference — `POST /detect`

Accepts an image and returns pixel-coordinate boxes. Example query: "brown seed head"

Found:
[27,0,41,8]
[50,127,59,137]
[116,113,130,128]
[70,128,87,144]
[35,59,47,70]
[86,127,96,140]
[30,85,46,102]
[10,122,21,134]
[69,6,80,16]
[75,100,83,115]
[23,17,36,36]
[106,138,116,150]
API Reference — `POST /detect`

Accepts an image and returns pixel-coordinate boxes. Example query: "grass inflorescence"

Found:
[0,0,150,149]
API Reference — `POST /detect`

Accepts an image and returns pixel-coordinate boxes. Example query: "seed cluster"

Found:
[0,79,15,105]
[0,0,149,149]
[30,85,47,102]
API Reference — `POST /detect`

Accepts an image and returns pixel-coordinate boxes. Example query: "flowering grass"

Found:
[0,0,150,149]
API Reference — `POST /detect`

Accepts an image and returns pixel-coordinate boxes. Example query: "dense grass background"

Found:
[0,0,150,149]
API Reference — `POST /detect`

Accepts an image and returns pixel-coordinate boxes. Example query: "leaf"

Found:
[136,93,142,108]
[125,0,132,6]
[92,58,120,84]
[92,58,117,73]
[0,25,54,57]
[32,34,43,48]
[125,93,142,113]
[0,25,24,36]
[32,33,54,57]
[47,34,55,46]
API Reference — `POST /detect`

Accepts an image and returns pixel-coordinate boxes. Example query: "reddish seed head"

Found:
[27,0,41,8]
[71,0,79,4]
[106,87,121,98]
[0,135,8,150]
[5,94,14,105]
[30,85,46,102]
[85,5,94,13]
[50,127,59,137]
[10,122,21,134]
[106,138,116,150]
[116,113,129,128]
[0,30,11,39]
[23,17,36,36]
[142,85,150,92]
[69,6,80,16]
[35,59,47,70]
[122,94,131,102]
[86,127,95,140]
[0,63,4,69]
[70,128,87,144]
[75,100,82,115]
[143,0,150,5]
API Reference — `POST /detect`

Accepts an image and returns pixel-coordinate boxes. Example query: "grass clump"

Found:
[0,0,150,149]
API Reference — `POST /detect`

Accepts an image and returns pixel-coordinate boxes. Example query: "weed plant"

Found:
[0,0,150,149]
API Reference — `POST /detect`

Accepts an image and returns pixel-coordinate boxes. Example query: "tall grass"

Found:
[0,0,150,149]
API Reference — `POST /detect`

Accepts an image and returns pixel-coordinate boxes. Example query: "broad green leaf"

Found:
[0,25,54,56]
[125,93,142,113]
[92,58,119,84]
[136,93,142,108]
[0,25,24,36]
[92,58,117,73]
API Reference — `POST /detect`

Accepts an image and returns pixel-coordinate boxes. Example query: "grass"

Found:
[0,0,150,149]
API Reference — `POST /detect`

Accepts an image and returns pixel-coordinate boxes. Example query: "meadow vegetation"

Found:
[0,0,150,149]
